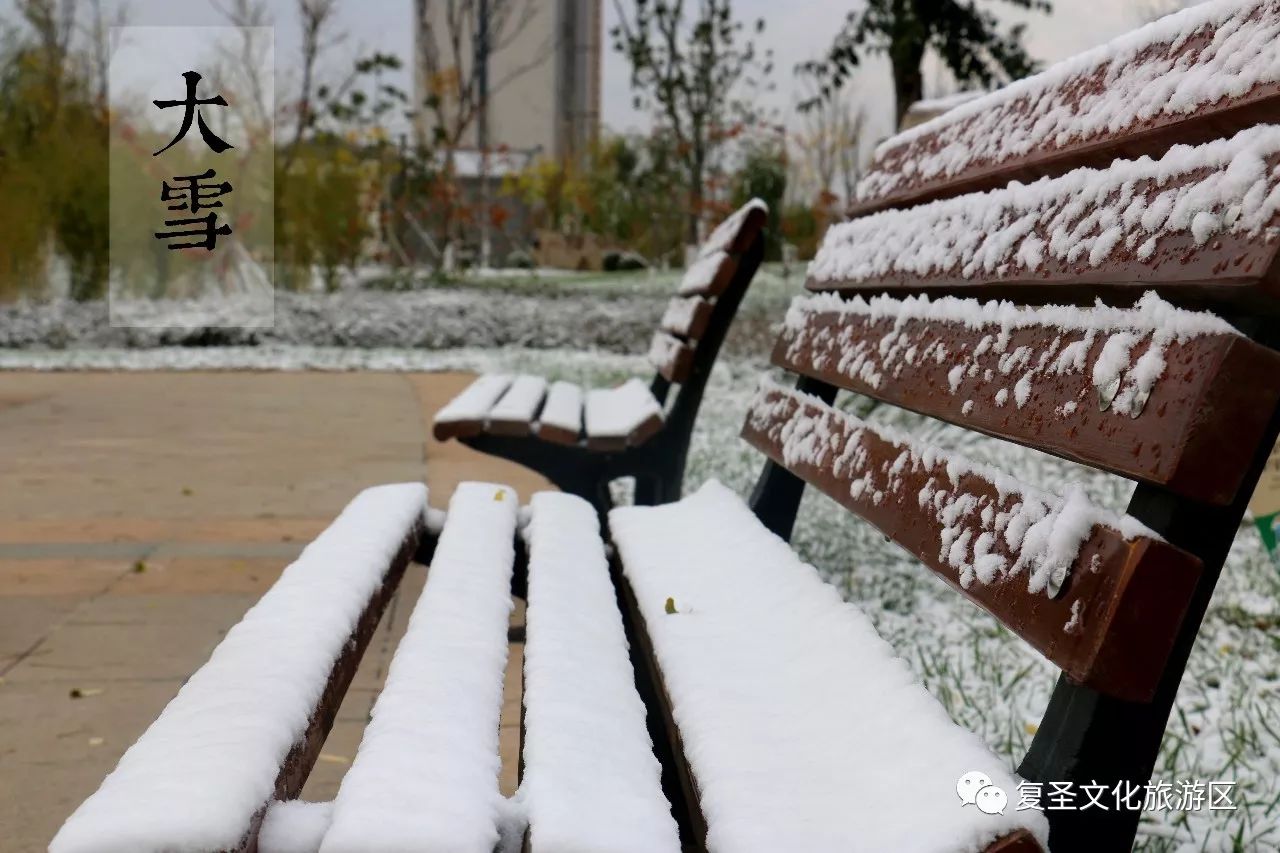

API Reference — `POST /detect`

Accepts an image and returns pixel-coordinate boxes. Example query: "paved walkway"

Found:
[0,371,551,852]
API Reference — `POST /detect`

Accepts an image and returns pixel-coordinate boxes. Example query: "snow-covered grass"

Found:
[8,342,1277,850]
[0,265,798,357]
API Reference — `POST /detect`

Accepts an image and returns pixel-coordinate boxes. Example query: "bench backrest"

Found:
[742,4,1280,849]
[647,199,768,387]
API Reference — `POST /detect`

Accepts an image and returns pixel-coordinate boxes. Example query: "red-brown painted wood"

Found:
[741,384,1202,702]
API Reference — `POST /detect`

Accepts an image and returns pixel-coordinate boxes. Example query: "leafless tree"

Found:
[413,0,547,152]
[792,83,865,205]
[80,0,129,111]
[15,0,77,114]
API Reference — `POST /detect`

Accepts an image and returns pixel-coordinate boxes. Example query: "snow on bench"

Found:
[659,295,715,340]
[775,291,1280,503]
[584,379,664,451]
[742,379,1202,701]
[534,380,585,445]
[50,484,427,853]
[610,480,1050,853]
[488,375,549,436]
[698,198,770,261]
[648,330,696,383]
[811,124,1280,301]
[520,492,681,853]
[677,250,736,298]
[854,0,1280,213]
[259,801,334,853]
[435,374,514,439]
[320,483,519,853]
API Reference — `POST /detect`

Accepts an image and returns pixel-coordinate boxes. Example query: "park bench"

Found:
[52,2,1280,851]
[432,199,768,511]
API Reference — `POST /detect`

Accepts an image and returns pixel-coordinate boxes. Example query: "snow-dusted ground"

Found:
[5,342,1274,850]
[0,268,794,358]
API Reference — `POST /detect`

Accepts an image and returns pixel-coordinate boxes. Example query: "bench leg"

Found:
[1020,396,1280,851]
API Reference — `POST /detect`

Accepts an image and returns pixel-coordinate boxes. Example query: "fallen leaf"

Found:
[665,597,677,615]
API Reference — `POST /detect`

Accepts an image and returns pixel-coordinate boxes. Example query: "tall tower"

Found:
[413,0,601,163]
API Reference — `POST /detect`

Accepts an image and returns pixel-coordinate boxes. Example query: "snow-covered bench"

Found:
[51,6,1280,851]
[433,199,769,511]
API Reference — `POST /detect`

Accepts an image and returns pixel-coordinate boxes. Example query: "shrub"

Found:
[616,251,648,271]
[505,249,535,270]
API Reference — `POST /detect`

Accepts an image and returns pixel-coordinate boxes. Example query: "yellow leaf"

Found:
[665,597,677,615]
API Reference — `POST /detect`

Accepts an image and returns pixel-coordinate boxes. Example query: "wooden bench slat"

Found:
[741,381,1202,702]
[852,0,1280,215]
[434,374,513,440]
[50,485,426,853]
[584,379,664,451]
[610,481,1050,851]
[522,493,681,853]
[323,482,518,851]
[487,375,549,436]
[534,380,585,446]
[776,292,1280,504]
[698,198,769,259]
[676,250,737,298]
[810,125,1280,310]
[648,331,696,384]
[660,295,715,340]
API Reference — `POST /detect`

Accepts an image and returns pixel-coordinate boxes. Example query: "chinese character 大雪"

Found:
[161,169,232,214]
[155,212,232,251]
[152,71,233,156]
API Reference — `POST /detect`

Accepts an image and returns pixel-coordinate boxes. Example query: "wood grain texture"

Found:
[741,385,1202,702]
[853,8,1280,216]
[774,307,1280,504]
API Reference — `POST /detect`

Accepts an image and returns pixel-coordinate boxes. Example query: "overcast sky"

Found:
[1,0,1184,142]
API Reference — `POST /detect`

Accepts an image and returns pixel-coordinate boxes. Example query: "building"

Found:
[413,0,602,164]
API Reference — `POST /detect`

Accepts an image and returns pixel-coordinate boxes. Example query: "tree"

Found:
[412,0,548,259]
[791,86,864,204]
[611,0,771,246]
[800,0,1052,130]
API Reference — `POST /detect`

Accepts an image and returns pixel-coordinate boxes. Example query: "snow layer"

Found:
[259,801,334,853]
[585,378,663,441]
[521,492,681,853]
[783,290,1237,417]
[436,374,512,424]
[748,379,1156,597]
[320,483,518,853]
[660,296,708,337]
[648,331,689,373]
[859,0,1280,205]
[817,124,1280,285]
[609,481,1050,853]
[488,375,549,425]
[699,198,769,260]
[535,380,584,437]
[50,484,427,853]
[678,251,733,296]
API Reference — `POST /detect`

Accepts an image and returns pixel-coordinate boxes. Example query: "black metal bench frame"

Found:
[458,235,765,516]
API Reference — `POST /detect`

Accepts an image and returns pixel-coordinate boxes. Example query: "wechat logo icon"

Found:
[958,770,1008,815]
